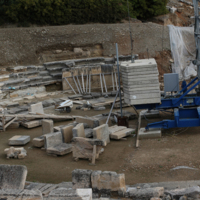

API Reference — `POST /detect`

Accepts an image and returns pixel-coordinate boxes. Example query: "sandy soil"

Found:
[0,105,200,185]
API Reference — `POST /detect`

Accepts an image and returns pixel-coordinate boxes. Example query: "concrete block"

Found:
[30,102,44,114]
[21,120,42,128]
[127,187,164,199]
[0,164,27,189]
[91,171,126,194]
[76,116,99,128]
[72,123,85,138]
[110,128,135,140]
[44,132,63,149]
[9,135,30,146]
[139,128,162,139]
[42,119,54,135]
[49,188,92,200]
[33,136,44,148]
[72,169,92,189]
[0,189,43,200]
[47,143,72,156]
[93,124,110,146]
[61,125,74,143]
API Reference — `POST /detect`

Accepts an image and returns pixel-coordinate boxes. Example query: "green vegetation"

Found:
[0,0,168,26]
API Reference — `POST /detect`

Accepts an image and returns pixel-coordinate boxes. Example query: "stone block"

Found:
[0,189,43,200]
[61,125,74,143]
[21,120,42,128]
[44,132,62,149]
[4,147,27,159]
[84,128,93,138]
[110,128,135,140]
[72,169,93,189]
[7,122,20,129]
[108,125,126,134]
[49,188,92,200]
[91,171,126,194]
[9,135,30,146]
[30,102,44,114]
[93,124,110,146]
[33,136,44,148]
[127,187,164,199]
[0,165,27,189]
[139,128,161,139]
[72,123,85,138]
[47,143,72,156]
[42,119,54,135]
[76,116,99,128]
[72,137,103,160]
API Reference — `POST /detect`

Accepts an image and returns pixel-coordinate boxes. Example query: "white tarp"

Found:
[168,25,197,80]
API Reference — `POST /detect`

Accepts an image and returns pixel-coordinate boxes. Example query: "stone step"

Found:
[39,71,50,76]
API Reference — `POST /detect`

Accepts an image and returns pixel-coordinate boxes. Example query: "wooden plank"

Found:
[5,117,17,129]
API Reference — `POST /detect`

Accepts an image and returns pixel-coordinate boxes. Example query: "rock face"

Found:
[72,123,85,138]
[72,137,103,160]
[91,171,126,195]
[72,169,93,189]
[93,124,110,146]
[4,147,27,159]
[0,189,43,200]
[42,119,54,135]
[0,165,27,190]
[8,135,30,146]
[127,187,164,199]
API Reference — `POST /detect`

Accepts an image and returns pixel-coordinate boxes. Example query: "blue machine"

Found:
[134,0,200,130]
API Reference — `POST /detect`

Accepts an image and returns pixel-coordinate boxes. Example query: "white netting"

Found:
[168,25,197,80]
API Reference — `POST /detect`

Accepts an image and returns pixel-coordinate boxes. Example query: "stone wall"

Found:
[0,23,170,68]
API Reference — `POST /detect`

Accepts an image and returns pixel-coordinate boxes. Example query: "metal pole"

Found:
[102,73,108,93]
[100,73,104,93]
[106,88,120,124]
[64,78,77,94]
[89,74,91,93]
[82,73,85,93]
[116,43,123,117]
[112,72,115,91]
[72,75,81,94]
[86,74,88,93]
[76,76,83,93]
[115,72,118,90]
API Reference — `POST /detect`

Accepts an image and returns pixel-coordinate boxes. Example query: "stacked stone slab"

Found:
[121,59,161,105]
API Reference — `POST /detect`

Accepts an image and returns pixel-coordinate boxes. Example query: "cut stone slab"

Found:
[44,132,63,149]
[72,169,92,189]
[93,124,110,146]
[0,164,27,189]
[49,188,92,200]
[21,120,42,128]
[61,125,74,143]
[139,128,162,139]
[42,119,54,135]
[127,187,164,199]
[108,125,127,134]
[33,136,44,148]
[110,128,135,140]
[0,189,43,200]
[140,109,160,118]
[9,135,30,146]
[47,143,72,156]
[72,123,85,138]
[91,171,126,194]
[30,102,44,114]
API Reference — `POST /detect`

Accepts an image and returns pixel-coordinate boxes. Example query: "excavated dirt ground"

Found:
[0,106,200,185]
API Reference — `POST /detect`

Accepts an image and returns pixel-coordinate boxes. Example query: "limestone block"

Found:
[127,187,164,199]
[93,124,110,146]
[4,147,27,159]
[0,189,43,200]
[61,125,74,143]
[166,186,200,199]
[8,135,30,146]
[21,120,42,128]
[108,125,126,134]
[33,136,44,148]
[49,188,92,200]
[91,171,126,194]
[44,132,62,149]
[72,137,103,160]
[30,102,44,114]
[72,123,85,138]
[76,116,99,128]
[72,169,92,189]
[139,128,161,139]
[0,165,27,189]
[110,128,135,140]
[42,119,54,135]
[47,143,72,156]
